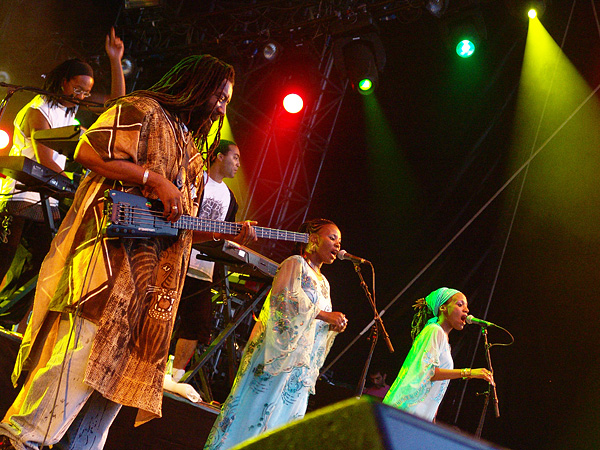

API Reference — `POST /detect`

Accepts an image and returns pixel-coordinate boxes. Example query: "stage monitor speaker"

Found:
[232,397,510,450]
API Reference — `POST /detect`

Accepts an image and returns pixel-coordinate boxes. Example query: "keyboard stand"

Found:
[180,279,271,385]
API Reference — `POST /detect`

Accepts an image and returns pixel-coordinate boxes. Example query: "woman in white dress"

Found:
[383,287,495,422]
[204,218,348,450]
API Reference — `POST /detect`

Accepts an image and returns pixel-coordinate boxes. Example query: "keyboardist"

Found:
[0,28,125,331]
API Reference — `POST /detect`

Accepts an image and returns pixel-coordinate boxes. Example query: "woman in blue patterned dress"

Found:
[204,218,348,450]
[383,288,495,422]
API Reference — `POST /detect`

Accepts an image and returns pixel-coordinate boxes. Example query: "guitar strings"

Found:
[114,202,309,241]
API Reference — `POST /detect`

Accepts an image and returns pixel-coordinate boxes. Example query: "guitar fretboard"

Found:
[174,215,308,243]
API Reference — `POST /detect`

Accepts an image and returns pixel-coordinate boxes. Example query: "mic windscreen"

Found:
[336,250,347,260]
[466,315,475,324]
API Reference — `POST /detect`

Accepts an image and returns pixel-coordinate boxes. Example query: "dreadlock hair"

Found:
[410,297,434,342]
[294,218,336,256]
[208,139,237,165]
[41,58,94,108]
[120,54,235,156]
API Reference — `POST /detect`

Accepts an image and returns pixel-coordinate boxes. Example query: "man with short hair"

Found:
[170,139,245,384]
[363,367,391,400]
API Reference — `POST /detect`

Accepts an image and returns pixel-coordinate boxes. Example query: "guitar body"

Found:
[104,190,178,238]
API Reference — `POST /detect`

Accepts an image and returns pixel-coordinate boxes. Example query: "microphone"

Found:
[336,250,368,264]
[466,315,497,328]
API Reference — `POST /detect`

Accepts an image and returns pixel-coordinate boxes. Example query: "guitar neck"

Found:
[175,216,308,243]
[103,189,310,243]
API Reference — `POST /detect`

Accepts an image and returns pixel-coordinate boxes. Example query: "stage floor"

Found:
[0,328,353,449]
[0,328,220,449]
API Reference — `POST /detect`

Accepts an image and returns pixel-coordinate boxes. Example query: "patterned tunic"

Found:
[204,255,338,450]
[12,96,204,423]
[383,323,453,422]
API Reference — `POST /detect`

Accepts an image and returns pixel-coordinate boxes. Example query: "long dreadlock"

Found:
[410,297,433,342]
[113,55,235,156]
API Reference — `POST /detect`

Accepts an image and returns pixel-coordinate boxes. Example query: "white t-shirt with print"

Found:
[188,173,232,281]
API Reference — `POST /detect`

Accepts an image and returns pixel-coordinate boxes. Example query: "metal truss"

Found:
[119,1,425,57]
[237,41,349,260]
[115,0,485,259]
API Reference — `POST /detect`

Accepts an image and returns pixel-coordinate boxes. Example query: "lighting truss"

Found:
[115,0,486,259]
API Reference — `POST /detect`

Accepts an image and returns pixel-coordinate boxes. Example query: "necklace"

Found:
[303,256,322,277]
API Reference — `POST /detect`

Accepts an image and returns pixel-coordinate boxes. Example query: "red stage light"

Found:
[0,129,9,150]
[283,93,303,114]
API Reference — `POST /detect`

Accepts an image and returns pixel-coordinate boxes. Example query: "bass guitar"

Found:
[103,189,309,243]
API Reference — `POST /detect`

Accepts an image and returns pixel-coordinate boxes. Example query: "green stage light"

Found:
[456,39,476,58]
[358,78,373,92]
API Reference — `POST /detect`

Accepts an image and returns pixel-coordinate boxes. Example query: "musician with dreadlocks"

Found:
[0,54,246,450]
[0,28,125,332]
[382,287,494,422]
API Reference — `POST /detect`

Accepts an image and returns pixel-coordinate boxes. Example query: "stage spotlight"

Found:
[527,0,547,17]
[0,71,11,84]
[440,8,487,58]
[358,78,373,92]
[262,41,282,62]
[425,0,449,18]
[333,33,386,96]
[456,39,476,58]
[0,129,10,150]
[344,41,378,95]
[124,0,160,8]
[283,93,303,114]
[505,0,547,19]
[121,57,136,78]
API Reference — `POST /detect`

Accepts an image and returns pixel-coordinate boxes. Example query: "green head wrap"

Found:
[425,287,461,324]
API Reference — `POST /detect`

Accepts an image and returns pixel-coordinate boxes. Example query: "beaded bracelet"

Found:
[461,368,471,379]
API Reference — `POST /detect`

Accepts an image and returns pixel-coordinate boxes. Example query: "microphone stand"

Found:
[0,82,104,117]
[475,326,500,438]
[353,261,394,398]
[355,323,378,397]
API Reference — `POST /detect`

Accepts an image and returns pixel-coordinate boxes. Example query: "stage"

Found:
[0,328,510,450]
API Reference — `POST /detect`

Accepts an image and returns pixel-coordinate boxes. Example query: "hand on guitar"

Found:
[145,171,183,222]
[232,220,258,246]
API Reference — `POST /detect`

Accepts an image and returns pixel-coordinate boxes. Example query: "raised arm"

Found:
[88,28,125,108]
[105,27,126,100]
